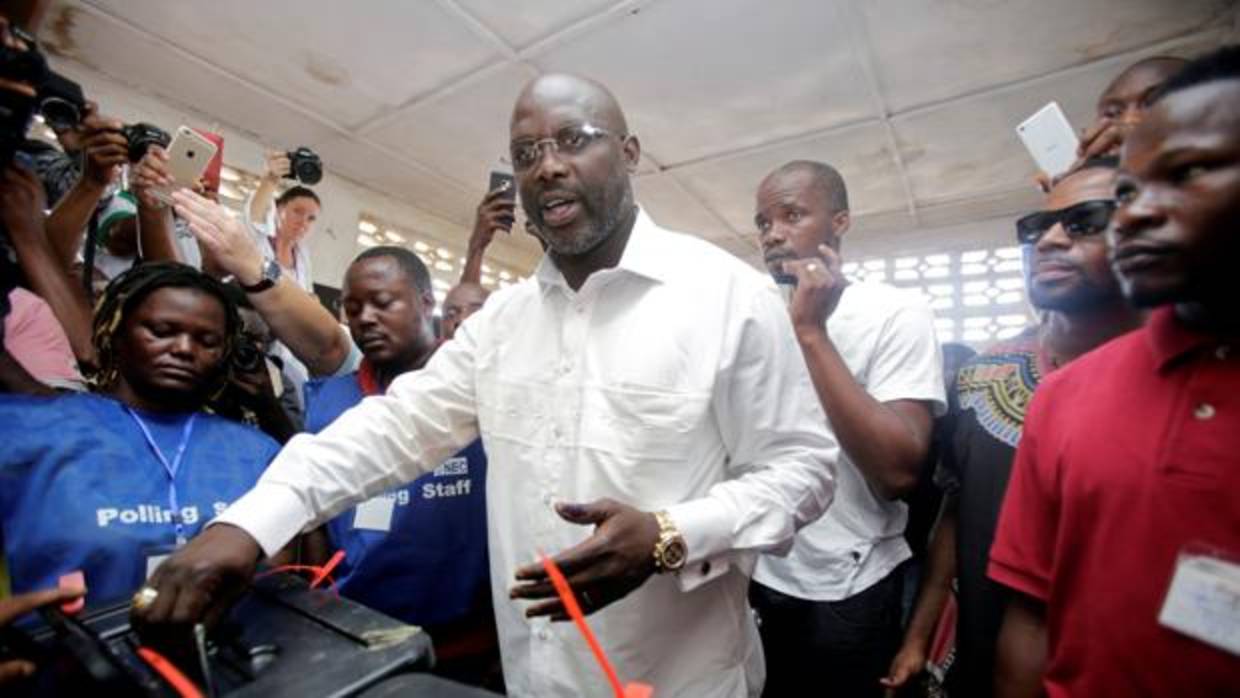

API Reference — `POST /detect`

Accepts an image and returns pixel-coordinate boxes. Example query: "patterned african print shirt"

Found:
[934,327,1053,696]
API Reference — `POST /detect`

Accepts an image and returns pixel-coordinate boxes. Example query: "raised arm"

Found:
[460,185,515,284]
[173,190,351,376]
[43,110,128,268]
[128,146,183,264]
[782,245,942,499]
[248,150,289,227]
[1,162,95,367]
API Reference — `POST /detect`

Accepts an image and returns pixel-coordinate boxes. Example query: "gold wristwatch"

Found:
[652,510,687,573]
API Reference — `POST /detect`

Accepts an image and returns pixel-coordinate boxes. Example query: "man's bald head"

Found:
[1098,55,1189,119]
[511,73,629,136]
[508,73,641,261]
[441,281,490,340]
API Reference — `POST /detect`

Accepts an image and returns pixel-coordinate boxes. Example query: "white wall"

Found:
[52,60,543,289]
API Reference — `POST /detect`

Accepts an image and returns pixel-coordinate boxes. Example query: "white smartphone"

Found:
[1016,102,1079,179]
[152,126,218,204]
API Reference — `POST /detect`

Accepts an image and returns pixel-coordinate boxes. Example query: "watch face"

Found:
[264,260,282,282]
[662,539,687,570]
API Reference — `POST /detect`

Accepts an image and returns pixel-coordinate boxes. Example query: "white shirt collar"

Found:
[533,207,672,293]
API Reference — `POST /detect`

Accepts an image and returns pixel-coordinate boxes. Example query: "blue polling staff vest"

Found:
[0,393,278,607]
[303,372,488,626]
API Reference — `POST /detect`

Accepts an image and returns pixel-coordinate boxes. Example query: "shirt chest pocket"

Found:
[578,387,710,463]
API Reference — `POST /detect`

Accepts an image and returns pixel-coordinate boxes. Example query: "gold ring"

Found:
[132,586,159,611]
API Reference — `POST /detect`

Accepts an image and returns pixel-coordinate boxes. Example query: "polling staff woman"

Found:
[0,263,279,608]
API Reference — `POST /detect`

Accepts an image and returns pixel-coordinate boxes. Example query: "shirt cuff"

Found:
[664,498,733,591]
[209,483,312,558]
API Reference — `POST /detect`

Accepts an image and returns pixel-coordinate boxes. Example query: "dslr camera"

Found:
[285,146,322,185]
[0,25,87,163]
[119,122,170,162]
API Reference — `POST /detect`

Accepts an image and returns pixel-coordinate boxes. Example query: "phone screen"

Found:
[489,171,516,201]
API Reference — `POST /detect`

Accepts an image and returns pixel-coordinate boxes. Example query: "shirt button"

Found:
[542,492,554,506]
[1194,403,1216,420]
[1217,345,1231,360]
[537,627,551,641]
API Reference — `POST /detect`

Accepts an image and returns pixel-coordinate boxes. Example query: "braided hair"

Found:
[86,261,242,395]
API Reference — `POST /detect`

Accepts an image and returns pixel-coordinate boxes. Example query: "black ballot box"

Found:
[8,573,489,697]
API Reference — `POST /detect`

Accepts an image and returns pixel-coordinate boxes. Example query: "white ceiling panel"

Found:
[311,136,477,230]
[892,51,1145,208]
[71,0,504,128]
[452,0,623,51]
[634,173,737,241]
[861,0,1234,112]
[42,5,341,147]
[672,122,907,241]
[529,0,876,166]
[365,63,536,192]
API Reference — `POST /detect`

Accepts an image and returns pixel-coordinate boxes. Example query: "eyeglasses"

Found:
[509,123,624,172]
[1015,200,1116,246]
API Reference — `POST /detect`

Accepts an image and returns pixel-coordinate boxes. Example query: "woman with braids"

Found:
[0,262,280,608]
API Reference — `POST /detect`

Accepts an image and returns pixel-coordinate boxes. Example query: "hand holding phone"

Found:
[151,126,219,205]
[489,170,516,201]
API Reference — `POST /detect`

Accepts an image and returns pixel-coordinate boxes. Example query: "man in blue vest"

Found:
[177,212,495,685]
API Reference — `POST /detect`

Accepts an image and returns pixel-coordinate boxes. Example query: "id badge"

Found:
[1158,545,1240,656]
[353,494,396,532]
[144,543,179,580]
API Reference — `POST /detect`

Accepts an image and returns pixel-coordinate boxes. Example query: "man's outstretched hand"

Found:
[510,499,661,621]
[131,524,262,640]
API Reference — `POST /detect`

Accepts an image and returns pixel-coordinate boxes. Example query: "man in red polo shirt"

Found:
[990,45,1240,697]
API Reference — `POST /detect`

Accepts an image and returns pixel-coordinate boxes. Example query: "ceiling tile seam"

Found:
[889,25,1229,122]
[633,24,1225,179]
[840,0,920,225]
[670,173,752,245]
[635,114,887,175]
[515,0,664,58]
[354,0,663,135]
[647,155,753,246]
[351,58,526,135]
[430,0,548,83]
[434,0,522,60]
[69,0,479,197]
[73,0,355,138]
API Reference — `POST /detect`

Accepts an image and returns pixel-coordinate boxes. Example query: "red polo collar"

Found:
[1145,306,1225,372]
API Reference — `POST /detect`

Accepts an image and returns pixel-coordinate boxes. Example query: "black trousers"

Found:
[750,566,905,698]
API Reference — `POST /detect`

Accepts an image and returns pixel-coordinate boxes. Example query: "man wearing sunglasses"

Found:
[886,156,1139,696]
[136,73,839,698]
[991,46,1240,697]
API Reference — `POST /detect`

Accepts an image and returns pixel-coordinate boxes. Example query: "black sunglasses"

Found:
[1015,200,1116,246]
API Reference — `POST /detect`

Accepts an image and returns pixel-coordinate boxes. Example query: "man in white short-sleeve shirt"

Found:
[750,160,946,698]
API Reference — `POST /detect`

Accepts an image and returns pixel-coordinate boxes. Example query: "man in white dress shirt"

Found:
[137,74,839,697]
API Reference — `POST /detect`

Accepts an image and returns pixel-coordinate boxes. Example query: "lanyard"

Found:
[125,407,198,545]
[357,359,383,397]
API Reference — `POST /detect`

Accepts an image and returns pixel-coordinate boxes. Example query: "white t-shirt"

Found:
[753,281,946,601]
